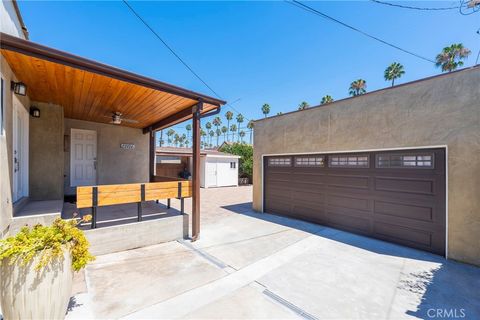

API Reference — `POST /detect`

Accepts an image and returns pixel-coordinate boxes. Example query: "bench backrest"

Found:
[76,181,192,209]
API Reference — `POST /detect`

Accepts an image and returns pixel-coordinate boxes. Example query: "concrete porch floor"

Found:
[63,200,182,229]
[67,186,480,319]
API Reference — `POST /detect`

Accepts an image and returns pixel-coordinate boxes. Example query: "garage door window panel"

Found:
[376,154,434,169]
[295,156,325,167]
[268,157,292,167]
[329,155,369,168]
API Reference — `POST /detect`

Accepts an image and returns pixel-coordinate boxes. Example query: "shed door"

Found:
[264,148,446,255]
[205,158,217,187]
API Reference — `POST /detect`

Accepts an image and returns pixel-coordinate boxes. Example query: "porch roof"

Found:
[0,32,225,132]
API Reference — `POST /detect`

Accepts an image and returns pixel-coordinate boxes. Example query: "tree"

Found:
[209,130,214,146]
[277,112,283,115]
[239,130,246,142]
[225,111,234,141]
[219,142,253,182]
[236,113,244,141]
[230,124,237,141]
[384,62,405,86]
[200,128,206,147]
[321,95,334,104]
[185,124,192,145]
[349,79,367,96]
[261,103,270,118]
[212,116,222,128]
[435,43,471,72]
[205,121,212,131]
[221,125,228,141]
[247,120,254,144]
[167,129,175,146]
[173,133,179,147]
[215,128,221,146]
[298,101,310,110]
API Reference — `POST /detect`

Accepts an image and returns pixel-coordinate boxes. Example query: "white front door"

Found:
[70,129,97,187]
[12,96,29,202]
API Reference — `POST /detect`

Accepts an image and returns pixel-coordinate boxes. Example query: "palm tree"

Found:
[384,62,405,86]
[261,103,270,118]
[321,95,334,104]
[205,122,212,145]
[239,130,246,143]
[215,128,221,146]
[276,112,283,115]
[230,124,237,141]
[225,111,233,141]
[435,43,471,72]
[167,129,175,146]
[349,79,367,96]
[200,128,206,147]
[185,124,192,141]
[298,101,309,110]
[212,116,222,128]
[247,120,254,144]
[209,130,214,146]
[173,133,180,147]
[236,113,244,141]
[221,126,228,142]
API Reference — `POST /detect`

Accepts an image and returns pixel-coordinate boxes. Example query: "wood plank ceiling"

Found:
[1,49,219,129]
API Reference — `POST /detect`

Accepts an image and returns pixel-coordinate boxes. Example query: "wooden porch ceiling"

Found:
[0,32,225,131]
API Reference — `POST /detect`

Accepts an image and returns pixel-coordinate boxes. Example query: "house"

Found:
[252,66,480,266]
[0,1,225,244]
[156,147,240,188]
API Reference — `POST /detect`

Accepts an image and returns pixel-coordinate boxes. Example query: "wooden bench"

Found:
[77,181,192,228]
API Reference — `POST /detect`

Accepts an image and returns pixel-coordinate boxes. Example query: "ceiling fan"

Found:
[103,112,139,125]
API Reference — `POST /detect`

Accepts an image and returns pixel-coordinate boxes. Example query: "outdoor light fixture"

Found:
[11,81,27,96]
[30,106,40,118]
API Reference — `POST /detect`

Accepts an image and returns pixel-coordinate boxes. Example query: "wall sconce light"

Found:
[11,81,27,96]
[30,106,40,118]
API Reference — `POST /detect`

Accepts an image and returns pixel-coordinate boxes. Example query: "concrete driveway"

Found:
[68,186,480,319]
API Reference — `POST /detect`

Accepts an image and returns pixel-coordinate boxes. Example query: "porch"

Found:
[1,32,226,242]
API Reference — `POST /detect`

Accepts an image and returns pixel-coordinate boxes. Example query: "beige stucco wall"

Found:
[252,66,480,266]
[0,53,30,235]
[63,118,149,195]
[29,102,64,200]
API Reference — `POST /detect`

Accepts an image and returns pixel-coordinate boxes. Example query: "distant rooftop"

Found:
[156,146,239,157]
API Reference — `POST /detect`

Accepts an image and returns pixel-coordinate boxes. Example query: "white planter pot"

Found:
[0,248,73,320]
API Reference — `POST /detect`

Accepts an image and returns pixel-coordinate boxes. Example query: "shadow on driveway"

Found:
[222,202,480,319]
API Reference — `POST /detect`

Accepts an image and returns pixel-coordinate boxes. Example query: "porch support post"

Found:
[149,127,156,182]
[192,100,203,241]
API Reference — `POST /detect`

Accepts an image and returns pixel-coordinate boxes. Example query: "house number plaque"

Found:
[120,143,135,150]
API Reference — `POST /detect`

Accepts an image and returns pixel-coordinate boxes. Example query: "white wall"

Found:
[0,1,27,39]
[202,156,239,188]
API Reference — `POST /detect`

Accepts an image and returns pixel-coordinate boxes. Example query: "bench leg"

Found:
[180,198,184,214]
[167,198,171,209]
[137,202,142,222]
[91,207,97,229]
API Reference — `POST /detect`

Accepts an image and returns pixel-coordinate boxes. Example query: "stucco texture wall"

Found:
[29,102,64,200]
[252,66,480,266]
[0,53,30,235]
[63,118,149,195]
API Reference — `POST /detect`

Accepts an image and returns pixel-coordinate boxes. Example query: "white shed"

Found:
[155,147,240,188]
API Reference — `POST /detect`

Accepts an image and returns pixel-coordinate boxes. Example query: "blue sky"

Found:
[18,1,479,143]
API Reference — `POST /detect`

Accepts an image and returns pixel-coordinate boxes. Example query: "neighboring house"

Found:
[156,147,240,188]
[0,1,225,240]
[252,66,480,266]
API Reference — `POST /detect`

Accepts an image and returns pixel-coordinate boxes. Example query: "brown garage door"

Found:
[264,148,446,255]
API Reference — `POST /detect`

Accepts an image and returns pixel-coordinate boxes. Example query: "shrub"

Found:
[0,218,95,271]
[219,142,253,180]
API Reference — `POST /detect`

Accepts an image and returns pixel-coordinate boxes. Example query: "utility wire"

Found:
[286,0,436,64]
[370,0,461,11]
[122,0,250,121]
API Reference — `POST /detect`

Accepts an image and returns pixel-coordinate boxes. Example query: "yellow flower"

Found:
[82,215,92,222]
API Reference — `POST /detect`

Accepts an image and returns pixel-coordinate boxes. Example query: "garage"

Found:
[264,148,446,255]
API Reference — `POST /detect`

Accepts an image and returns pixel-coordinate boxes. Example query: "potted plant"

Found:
[0,217,95,320]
